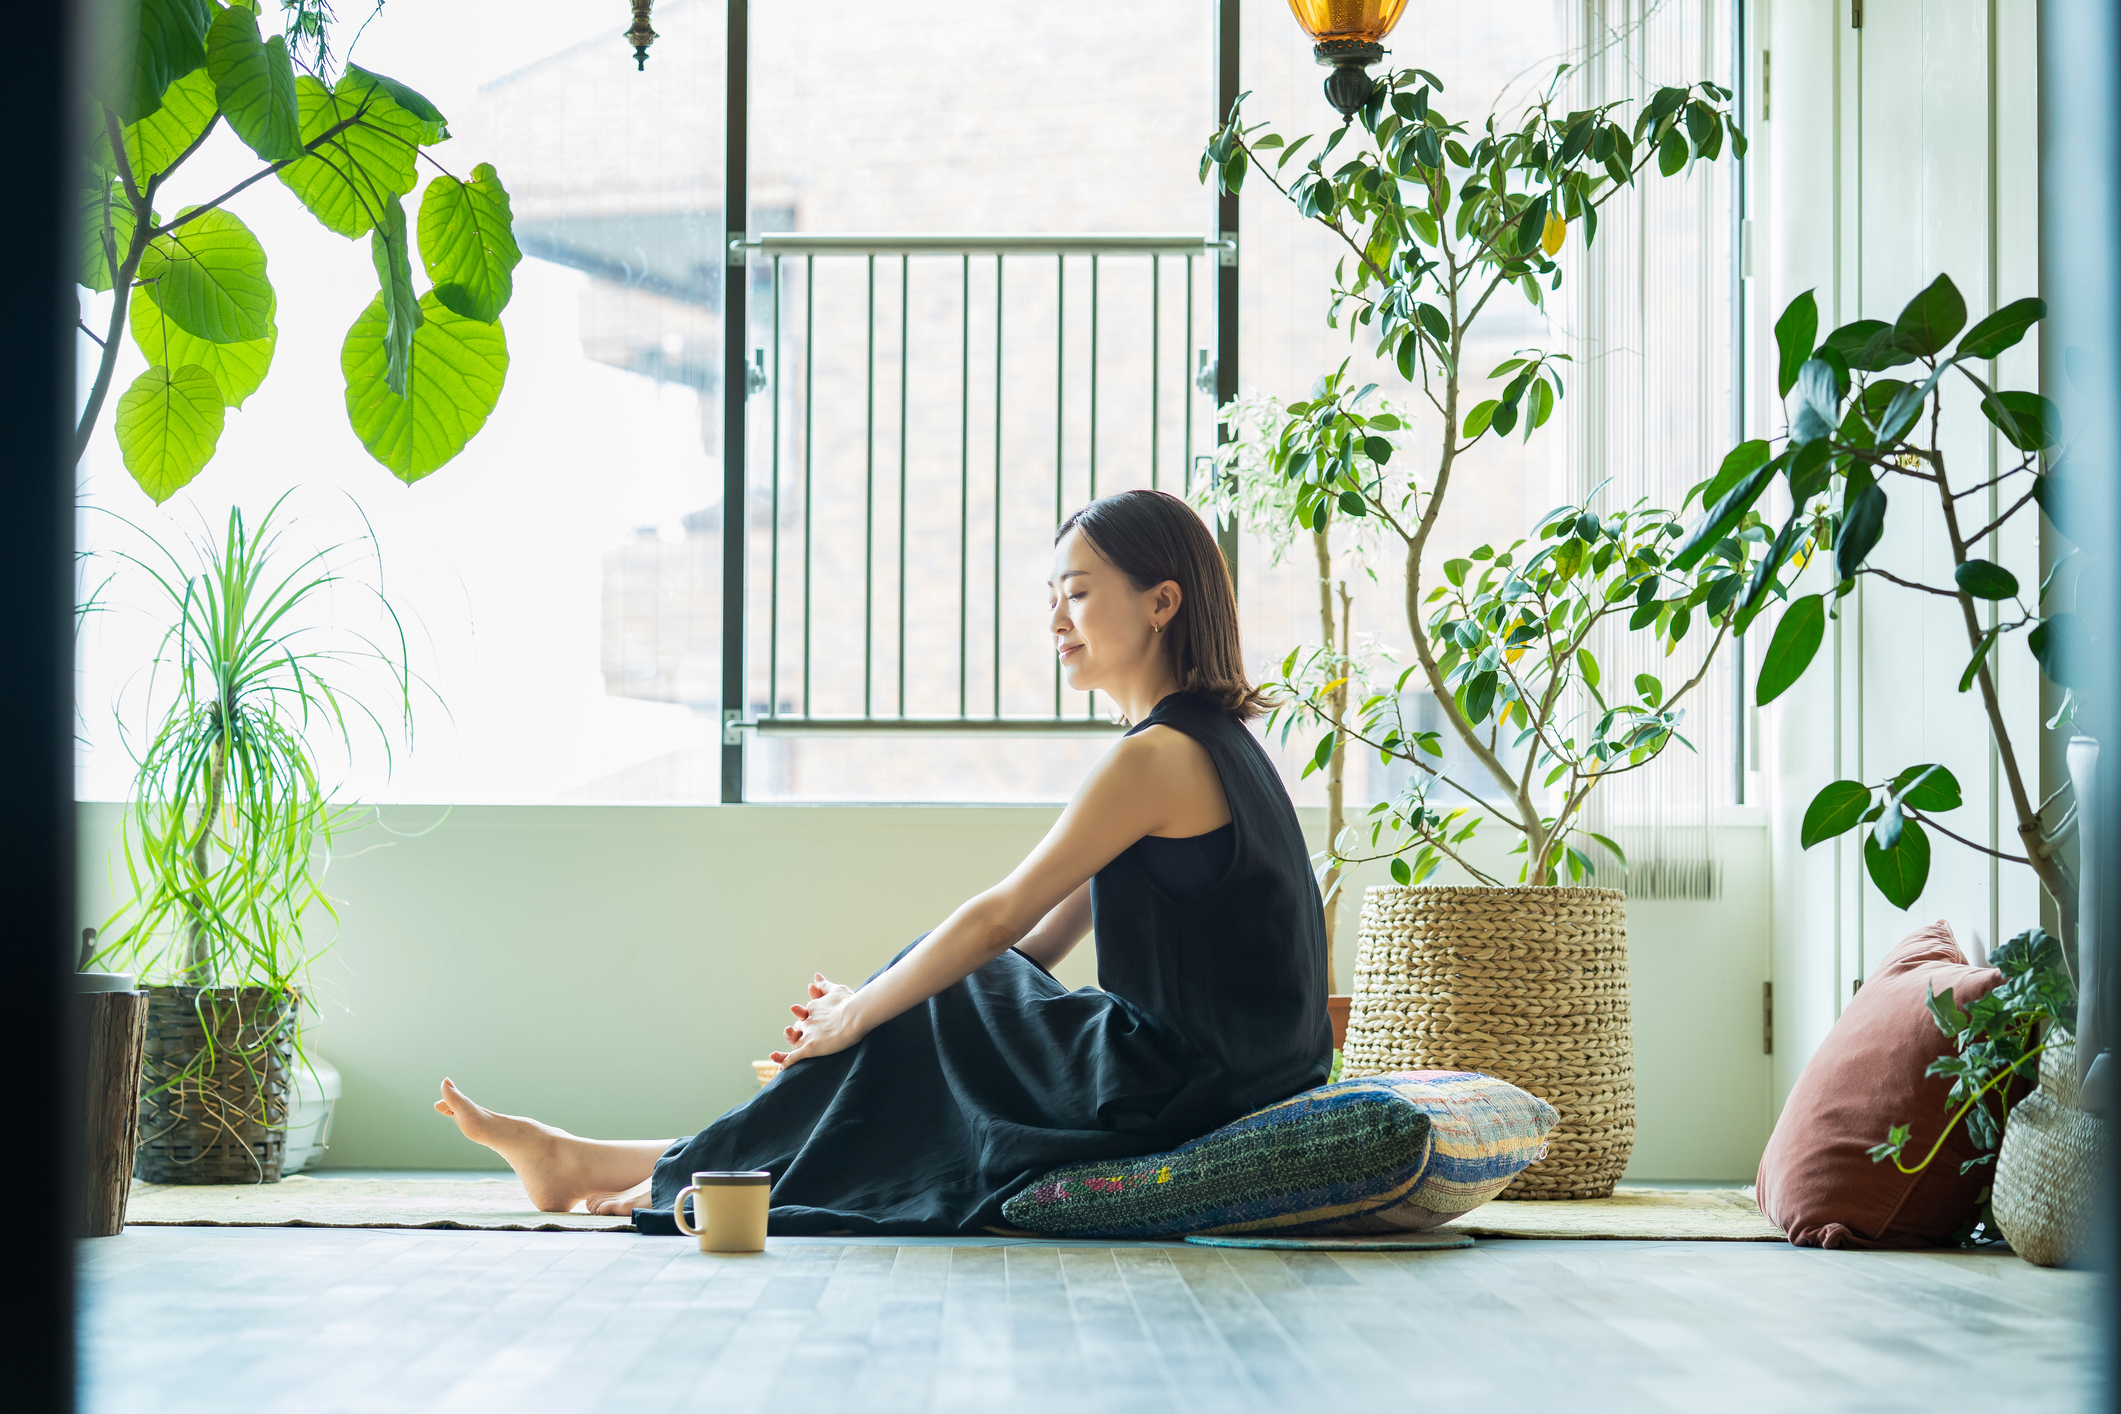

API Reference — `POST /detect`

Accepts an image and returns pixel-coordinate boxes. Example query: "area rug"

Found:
[1447,1186,1783,1242]
[1185,1232,1474,1251]
[126,1178,1783,1241]
[126,1175,630,1232]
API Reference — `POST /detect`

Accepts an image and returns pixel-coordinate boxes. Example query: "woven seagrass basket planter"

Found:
[1341,885,1633,1200]
[1993,1033,2101,1267]
[135,985,297,1185]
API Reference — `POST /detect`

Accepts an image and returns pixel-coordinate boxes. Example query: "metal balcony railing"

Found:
[721,233,1236,765]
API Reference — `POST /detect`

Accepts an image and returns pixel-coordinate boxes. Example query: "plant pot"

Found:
[281,1054,342,1175]
[1993,1034,2101,1266]
[134,985,297,1185]
[75,974,147,1236]
[1341,884,1634,1199]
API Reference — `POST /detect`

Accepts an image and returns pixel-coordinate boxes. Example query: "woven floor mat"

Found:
[126,1176,629,1232]
[1447,1186,1783,1241]
[124,1178,1783,1241]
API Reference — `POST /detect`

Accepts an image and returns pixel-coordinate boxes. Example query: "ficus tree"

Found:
[1723,277,2076,930]
[79,0,521,502]
[1198,66,1759,884]
[1197,392,1392,964]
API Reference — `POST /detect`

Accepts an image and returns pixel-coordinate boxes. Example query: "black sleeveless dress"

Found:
[649,690,1333,1234]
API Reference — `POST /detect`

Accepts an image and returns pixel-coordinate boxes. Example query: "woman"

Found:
[434,488,1331,1234]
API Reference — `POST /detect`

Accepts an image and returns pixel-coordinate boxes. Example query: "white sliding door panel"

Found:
[1761,0,2042,1111]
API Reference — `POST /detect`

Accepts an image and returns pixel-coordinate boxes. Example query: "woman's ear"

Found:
[1154,580,1183,629]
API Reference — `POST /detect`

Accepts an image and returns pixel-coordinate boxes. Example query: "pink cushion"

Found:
[1756,921,2007,1248]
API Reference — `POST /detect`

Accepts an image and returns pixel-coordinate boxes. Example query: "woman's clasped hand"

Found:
[770,972,864,1067]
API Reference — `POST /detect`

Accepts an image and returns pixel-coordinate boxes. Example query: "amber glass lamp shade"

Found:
[1288,0,1409,118]
[1286,0,1410,47]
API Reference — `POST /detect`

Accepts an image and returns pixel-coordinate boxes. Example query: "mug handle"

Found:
[672,1184,702,1237]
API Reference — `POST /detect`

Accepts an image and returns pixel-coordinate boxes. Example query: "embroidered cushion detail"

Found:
[1307,1071,1558,1234]
[1000,1076,1435,1238]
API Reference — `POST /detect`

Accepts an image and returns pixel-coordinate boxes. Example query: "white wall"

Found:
[78,802,1772,1180]
[1752,0,2044,1108]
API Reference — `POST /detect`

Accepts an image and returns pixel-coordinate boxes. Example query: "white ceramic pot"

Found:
[281,1055,342,1175]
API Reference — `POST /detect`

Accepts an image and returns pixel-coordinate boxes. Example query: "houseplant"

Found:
[80,0,520,501]
[1708,277,2088,1251]
[1198,66,1757,1197]
[1201,68,1752,887]
[91,495,412,1182]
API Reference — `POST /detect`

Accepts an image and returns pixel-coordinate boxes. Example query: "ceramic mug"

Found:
[671,1170,771,1252]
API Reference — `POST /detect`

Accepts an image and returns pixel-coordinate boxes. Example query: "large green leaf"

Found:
[1801,781,1872,850]
[342,291,509,483]
[1774,290,1818,399]
[1822,318,1892,371]
[370,196,422,396]
[1864,817,1932,910]
[1956,296,2046,361]
[1697,438,1770,510]
[418,165,521,322]
[206,4,300,162]
[130,285,275,408]
[88,66,217,185]
[80,180,137,292]
[341,65,449,144]
[1789,358,1841,444]
[1891,763,1963,813]
[1835,483,1887,581]
[96,0,211,124]
[1890,274,1968,359]
[1980,390,2060,452]
[1755,593,1824,705]
[114,364,224,502]
[138,206,273,344]
[1954,559,2020,601]
[1671,457,1779,572]
[276,75,424,238]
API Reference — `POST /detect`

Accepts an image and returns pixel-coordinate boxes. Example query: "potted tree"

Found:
[92,498,413,1183]
[1199,66,1757,1196]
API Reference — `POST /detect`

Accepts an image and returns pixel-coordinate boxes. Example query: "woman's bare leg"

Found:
[433,1078,671,1214]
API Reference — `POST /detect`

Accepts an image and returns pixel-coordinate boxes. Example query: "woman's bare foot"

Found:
[585,1179,652,1216]
[433,1078,596,1212]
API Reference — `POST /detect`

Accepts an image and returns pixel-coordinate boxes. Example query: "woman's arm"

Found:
[771,725,1227,1065]
[1013,882,1092,972]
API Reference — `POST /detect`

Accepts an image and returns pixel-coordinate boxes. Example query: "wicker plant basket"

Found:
[1992,1034,2101,1267]
[135,985,297,1185]
[1341,884,1633,1199]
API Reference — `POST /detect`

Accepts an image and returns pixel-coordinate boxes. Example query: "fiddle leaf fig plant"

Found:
[1198,66,1753,884]
[80,0,520,501]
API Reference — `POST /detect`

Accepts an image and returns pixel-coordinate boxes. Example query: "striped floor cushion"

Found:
[999,1077,1435,1238]
[1307,1071,1558,1234]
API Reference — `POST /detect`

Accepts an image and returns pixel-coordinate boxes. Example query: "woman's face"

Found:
[1048,527,1179,697]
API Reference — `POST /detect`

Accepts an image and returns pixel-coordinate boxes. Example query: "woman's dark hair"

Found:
[1056,489,1271,720]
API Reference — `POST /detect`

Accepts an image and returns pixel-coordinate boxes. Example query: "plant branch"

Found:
[152,112,369,238]
[1859,566,1961,599]
[1966,486,2039,548]
[1906,810,2034,865]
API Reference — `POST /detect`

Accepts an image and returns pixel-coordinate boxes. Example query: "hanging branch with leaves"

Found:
[1707,277,2076,927]
[80,0,521,502]
[1199,66,1760,884]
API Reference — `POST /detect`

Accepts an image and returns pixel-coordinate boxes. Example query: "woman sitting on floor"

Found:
[434,488,1332,1234]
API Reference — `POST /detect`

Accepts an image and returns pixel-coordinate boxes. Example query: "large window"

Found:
[76,1,1734,814]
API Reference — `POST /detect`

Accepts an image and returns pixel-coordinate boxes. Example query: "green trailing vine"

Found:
[1867,928,2078,1237]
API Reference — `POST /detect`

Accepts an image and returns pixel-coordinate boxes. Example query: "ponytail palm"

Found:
[96,495,412,1021]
